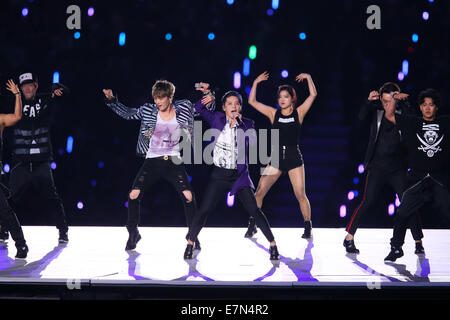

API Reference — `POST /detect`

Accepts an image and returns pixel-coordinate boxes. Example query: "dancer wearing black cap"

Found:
[0,79,28,258]
[243,72,317,239]
[384,89,450,262]
[343,82,424,254]
[0,72,69,244]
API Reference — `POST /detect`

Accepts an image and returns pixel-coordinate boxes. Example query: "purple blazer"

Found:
[195,101,255,195]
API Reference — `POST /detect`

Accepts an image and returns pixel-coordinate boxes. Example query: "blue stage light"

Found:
[53,71,60,83]
[272,0,279,10]
[66,136,74,153]
[165,33,172,41]
[243,58,250,76]
[119,32,126,46]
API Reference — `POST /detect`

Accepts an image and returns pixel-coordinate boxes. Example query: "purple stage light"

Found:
[347,191,355,201]
[340,205,347,218]
[388,204,395,215]
[88,7,94,16]
[358,164,365,174]
[227,192,235,207]
[77,202,84,210]
[51,162,57,170]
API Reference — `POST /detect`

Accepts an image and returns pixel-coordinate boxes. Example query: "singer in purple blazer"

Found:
[184,87,280,261]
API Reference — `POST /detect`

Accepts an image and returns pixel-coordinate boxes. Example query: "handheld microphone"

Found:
[233,111,244,126]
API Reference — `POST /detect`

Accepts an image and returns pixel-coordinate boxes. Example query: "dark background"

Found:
[0,0,448,229]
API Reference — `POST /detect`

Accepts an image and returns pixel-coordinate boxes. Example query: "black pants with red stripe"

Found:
[346,167,423,240]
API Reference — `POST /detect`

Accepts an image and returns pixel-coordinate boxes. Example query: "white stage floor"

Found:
[0,226,449,286]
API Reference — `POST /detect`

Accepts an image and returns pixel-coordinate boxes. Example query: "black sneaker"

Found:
[384,246,404,262]
[301,221,312,239]
[58,230,69,244]
[15,244,28,259]
[194,239,201,251]
[125,230,141,251]
[0,229,9,244]
[269,245,280,260]
[244,218,257,238]
[343,239,360,254]
[184,244,194,259]
[415,242,425,255]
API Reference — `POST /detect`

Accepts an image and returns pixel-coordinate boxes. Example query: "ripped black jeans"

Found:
[127,157,196,238]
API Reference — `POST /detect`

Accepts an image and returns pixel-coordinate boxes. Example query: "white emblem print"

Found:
[416,123,443,158]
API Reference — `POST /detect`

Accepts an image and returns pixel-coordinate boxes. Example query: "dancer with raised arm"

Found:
[185,88,280,260]
[384,89,450,262]
[103,80,214,251]
[244,71,317,239]
[0,80,28,259]
[343,83,424,255]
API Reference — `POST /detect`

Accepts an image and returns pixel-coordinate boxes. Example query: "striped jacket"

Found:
[105,97,212,157]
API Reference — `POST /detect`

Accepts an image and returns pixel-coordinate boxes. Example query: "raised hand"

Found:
[52,88,64,98]
[6,79,20,94]
[295,73,310,83]
[201,93,215,106]
[368,90,379,101]
[103,89,114,100]
[254,71,269,84]
[195,82,210,94]
[392,91,409,100]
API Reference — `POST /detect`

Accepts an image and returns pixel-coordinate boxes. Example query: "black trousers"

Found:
[0,179,26,247]
[2,161,68,232]
[187,166,275,243]
[391,173,450,247]
[346,166,423,240]
[127,157,196,239]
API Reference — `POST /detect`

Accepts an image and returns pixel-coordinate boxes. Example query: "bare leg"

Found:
[287,165,311,222]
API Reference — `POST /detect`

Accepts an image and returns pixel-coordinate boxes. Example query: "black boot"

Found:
[415,241,425,255]
[184,244,194,259]
[58,229,69,244]
[244,217,257,238]
[15,243,28,259]
[0,229,9,244]
[125,227,141,251]
[301,221,312,239]
[384,246,404,262]
[194,239,201,251]
[343,239,360,254]
[269,245,280,260]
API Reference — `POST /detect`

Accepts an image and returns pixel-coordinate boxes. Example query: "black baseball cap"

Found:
[18,72,38,86]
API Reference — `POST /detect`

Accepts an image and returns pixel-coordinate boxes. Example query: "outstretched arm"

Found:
[0,79,22,128]
[296,73,317,124]
[248,72,276,123]
[103,89,143,120]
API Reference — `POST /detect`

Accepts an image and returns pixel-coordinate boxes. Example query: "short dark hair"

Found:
[152,80,175,99]
[277,85,298,106]
[221,90,243,105]
[418,88,441,108]
[379,82,401,96]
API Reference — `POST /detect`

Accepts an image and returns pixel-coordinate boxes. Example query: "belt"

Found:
[152,155,175,161]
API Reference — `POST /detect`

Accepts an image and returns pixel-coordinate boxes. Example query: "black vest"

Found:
[12,94,53,162]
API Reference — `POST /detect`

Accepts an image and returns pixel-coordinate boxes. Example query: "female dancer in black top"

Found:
[245,72,317,238]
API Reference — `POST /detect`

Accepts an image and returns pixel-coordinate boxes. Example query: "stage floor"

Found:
[0,226,448,285]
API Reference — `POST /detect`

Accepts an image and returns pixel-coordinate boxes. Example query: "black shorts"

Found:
[270,145,304,172]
